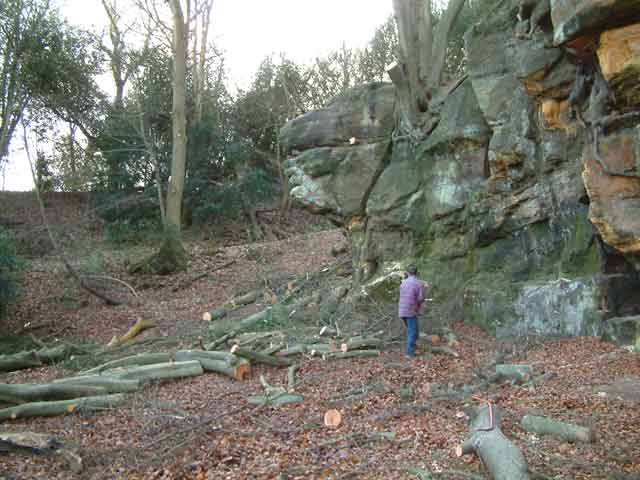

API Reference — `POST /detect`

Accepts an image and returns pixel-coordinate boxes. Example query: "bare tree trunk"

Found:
[195,0,213,122]
[429,0,467,87]
[167,0,188,232]
[391,0,467,132]
[393,0,423,118]
[138,111,167,227]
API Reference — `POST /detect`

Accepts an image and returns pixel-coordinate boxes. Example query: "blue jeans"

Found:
[402,316,419,357]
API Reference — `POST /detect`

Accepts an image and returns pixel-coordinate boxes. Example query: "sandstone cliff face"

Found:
[279,0,640,338]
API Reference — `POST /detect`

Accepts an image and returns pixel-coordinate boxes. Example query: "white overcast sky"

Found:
[2,0,393,190]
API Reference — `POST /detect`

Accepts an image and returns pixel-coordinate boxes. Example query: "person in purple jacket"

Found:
[398,264,429,358]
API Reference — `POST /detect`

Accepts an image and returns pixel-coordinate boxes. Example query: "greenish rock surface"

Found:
[279,0,640,339]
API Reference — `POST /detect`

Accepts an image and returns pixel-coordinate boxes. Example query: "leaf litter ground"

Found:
[0,196,639,479]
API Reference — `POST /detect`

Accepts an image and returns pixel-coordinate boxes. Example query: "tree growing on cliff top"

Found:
[390,0,467,135]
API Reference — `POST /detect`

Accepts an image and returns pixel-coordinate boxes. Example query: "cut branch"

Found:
[107,318,155,348]
[175,350,250,380]
[0,344,85,373]
[230,345,293,367]
[0,394,126,421]
[114,360,204,382]
[0,351,42,373]
[79,353,171,375]
[0,383,107,404]
[52,376,141,393]
[521,415,594,443]
[340,337,382,352]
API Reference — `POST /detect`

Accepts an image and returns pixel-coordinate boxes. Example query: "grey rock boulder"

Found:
[550,0,640,45]
[279,83,395,152]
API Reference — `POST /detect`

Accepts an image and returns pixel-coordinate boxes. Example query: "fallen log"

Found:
[237,309,271,330]
[0,351,42,372]
[0,431,83,473]
[0,344,85,373]
[107,318,155,348]
[79,353,172,375]
[230,345,293,367]
[323,350,380,361]
[175,351,250,380]
[278,343,334,357]
[204,308,276,351]
[456,403,530,480]
[308,343,335,355]
[202,308,228,322]
[521,415,594,443]
[0,383,107,404]
[340,337,382,352]
[114,361,204,382]
[175,350,240,365]
[0,394,126,421]
[52,376,141,393]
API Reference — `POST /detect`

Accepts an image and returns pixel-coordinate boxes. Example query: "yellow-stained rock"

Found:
[582,133,640,254]
[598,23,640,81]
[540,99,576,134]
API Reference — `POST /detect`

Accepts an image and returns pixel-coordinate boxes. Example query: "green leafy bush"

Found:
[0,227,25,318]
[186,138,277,226]
[92,191,162,244]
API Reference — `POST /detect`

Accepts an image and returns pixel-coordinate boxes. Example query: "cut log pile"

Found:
[0,302,391,423]
[1,291,598,480]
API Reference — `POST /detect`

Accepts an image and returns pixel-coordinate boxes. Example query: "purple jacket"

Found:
[398,275,426,318]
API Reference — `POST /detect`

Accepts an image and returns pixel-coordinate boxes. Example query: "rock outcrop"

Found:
[280,0,640,338]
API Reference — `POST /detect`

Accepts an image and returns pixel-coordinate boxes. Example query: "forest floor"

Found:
[1,192,639,480]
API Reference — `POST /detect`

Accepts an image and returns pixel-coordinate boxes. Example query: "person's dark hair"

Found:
[406,264,418,275]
